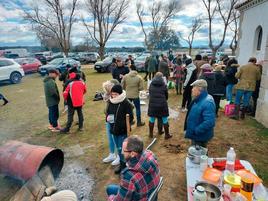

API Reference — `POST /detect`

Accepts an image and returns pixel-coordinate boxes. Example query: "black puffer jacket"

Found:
[214,71,227,96]
[200,72,216,95]
[148,77,169,117]
[225,64,238,85]
[106,99,133,135]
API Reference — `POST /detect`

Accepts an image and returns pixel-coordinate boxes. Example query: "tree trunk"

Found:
[189,45,192,57]
[99,44,105,60]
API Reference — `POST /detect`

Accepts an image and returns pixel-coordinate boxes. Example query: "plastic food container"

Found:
[224,174,241,192]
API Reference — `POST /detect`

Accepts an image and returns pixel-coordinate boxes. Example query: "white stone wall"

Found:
[237,1,268,65]
[256,35,268,127]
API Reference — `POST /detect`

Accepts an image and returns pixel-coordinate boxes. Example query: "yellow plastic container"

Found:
[224,174,241,192]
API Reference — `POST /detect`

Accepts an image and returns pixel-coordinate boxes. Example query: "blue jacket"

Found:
[184,91,216,142]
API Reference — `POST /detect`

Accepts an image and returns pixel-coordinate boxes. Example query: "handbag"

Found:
[224,104,236,116]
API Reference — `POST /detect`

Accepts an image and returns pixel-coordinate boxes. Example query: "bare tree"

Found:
[202,0,239,56]
[180,18,203,56]
[136,0,182,50]
[24,0,78,57]
[35,26,60,51]
[229,9,240,56]
[83,0,130,59]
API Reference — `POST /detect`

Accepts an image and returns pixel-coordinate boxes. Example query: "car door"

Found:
[0,60,12,80]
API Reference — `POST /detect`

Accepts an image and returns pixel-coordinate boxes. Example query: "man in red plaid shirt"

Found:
[106,135,160,201]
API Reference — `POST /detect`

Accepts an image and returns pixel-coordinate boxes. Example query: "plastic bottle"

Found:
[226,147,236,173]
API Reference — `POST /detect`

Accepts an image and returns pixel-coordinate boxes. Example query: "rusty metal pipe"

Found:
[0,141,64,181]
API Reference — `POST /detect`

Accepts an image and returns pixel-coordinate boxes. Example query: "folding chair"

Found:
[148,177,164,201]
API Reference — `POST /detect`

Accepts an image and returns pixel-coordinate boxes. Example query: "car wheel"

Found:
[10,72,22,84]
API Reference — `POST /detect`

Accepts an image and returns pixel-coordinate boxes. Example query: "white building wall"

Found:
[237,1,268,65]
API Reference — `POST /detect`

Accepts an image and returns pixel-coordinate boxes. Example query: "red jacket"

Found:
[63,78,87,107]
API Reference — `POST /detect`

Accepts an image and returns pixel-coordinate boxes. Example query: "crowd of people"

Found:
[6,50,260,200]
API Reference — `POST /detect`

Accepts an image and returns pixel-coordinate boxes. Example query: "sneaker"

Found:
[51,127,61,132]
[48,124,54,130]
[111,155,120,166]
[103,153,116,163]
[137,121,145,127]
[78,127,84,132]
[181,108,188,113]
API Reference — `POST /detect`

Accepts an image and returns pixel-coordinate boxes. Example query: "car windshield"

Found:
[102,57,112,63]
[49,58,64,65]
[15,59,25,64]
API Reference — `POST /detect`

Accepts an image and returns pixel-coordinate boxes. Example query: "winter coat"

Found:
[63,74,87,107]
[148,76,169,117]
[214,71,227,96]
[184,91,216,143]
[194,60,208,76]
[199,72,216,96]
[147,56,157,73]
[225,64,238,85]
[112,66,130,83]
[43,76,60,107]
[121,71,144,99]
[106,93,133,136]
[108,150,160,201]
[184,63,197,88]
[158,60,170,77]
[235,63,261,91]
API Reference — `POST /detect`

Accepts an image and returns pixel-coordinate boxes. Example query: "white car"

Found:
[0,58,25,84]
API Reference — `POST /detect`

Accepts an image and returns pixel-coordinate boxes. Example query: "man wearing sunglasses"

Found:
[106,135,160,201]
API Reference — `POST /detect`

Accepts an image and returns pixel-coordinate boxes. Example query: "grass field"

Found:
[0,67,268,201]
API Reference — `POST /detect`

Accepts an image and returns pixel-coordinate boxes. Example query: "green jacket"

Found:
[121,71,144,99]
[43,76,60,107]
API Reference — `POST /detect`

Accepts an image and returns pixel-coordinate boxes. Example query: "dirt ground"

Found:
[0,67,268,201]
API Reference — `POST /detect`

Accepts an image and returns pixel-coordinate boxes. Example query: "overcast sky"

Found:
[0,0,237,47]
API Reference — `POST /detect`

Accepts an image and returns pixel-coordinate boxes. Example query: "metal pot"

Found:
[194,181,222,201]
[187,145,208,164]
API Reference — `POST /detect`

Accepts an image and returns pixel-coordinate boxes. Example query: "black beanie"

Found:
[111,84,123,94]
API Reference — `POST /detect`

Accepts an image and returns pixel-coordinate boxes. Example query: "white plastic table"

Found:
[185,157,266,201]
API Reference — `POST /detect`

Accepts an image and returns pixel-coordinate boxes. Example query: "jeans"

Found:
[65,105,84,131]
[235,89,253,107]
[48,105,59,127]
[106,122,115,154]
[129,98,141,122]
[149,116,168,124]
[226,84,234,102]
[113,134,127,162]
[106,184,120,197]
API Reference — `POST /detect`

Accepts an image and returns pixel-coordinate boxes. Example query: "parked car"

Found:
[4,53,19,59]
[35,53,47,65]
[15,58,42,73]
[79,52,99,64]
[94,56,114,73]
[38,58,81,76]
[0,58,24,84]
[134,55,149,72]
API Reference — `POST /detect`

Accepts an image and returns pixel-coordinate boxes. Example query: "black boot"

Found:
[157,118,164,135]
[230,104,240,120]
[137,117,145,127]
[240,107,246,120]
[3,98,8,105]
[114,161,126,174]
[149,122,154,138]
[163,123,172,139]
